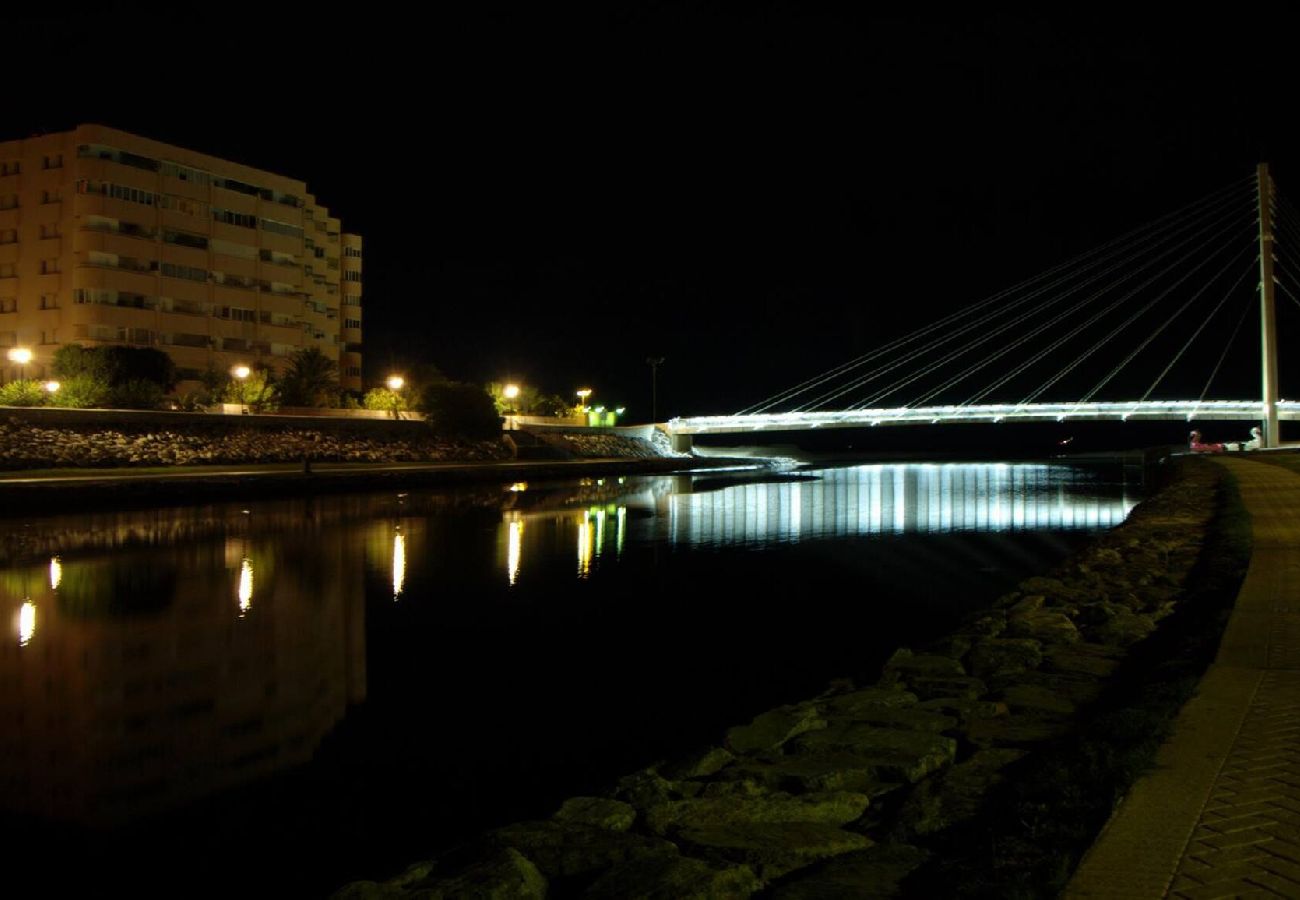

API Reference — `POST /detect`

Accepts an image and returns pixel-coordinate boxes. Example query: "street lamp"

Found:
[386,375,404,419]
[503,383,520,401]
[7,347,32,382]
[43,380,59,395]
[576,388,592,414]
[646,357,665,422]
[231,365,250,414]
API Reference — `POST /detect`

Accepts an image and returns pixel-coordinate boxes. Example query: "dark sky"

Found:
[8,4,1300,417]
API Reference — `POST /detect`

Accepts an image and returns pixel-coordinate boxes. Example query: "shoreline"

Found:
[0,455,765,517]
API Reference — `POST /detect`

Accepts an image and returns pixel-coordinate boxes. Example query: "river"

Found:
[0,460,1137,895]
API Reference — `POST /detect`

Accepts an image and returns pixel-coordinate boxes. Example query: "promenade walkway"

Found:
[1065,457,1300,899]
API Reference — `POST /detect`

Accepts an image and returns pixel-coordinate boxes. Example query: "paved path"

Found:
[1065,458,1300,899]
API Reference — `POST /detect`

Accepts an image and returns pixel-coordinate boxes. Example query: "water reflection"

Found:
[494,463,1134,582]
[393,530,406,599]
[0,508,367,828]
[0,462,1131,834]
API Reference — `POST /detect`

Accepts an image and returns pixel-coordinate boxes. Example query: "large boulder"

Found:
[333,848,546,900]
[644,791,870,835]
[553,797,637,832]
[770,842,930,900]
[789,725,956,783]
[582,854,761,900]
[894,748,1026,837]
[966,638,1043,680]
[678,822,872,880]
[489,821,676,879]
[726,705,826,755]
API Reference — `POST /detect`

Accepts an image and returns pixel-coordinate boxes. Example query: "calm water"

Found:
[0,462,1137,895]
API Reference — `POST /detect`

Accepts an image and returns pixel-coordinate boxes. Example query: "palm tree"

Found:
[280,347,339,407]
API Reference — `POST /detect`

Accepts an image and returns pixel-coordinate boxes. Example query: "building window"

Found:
[0,264,16,278]
[41,258,60,274]
[163,229,209,250]
[43,154,63,170]
[344,318,361,330]
[40,329,58,345]
[345,271,362,282]
[39,294,58,310]
[39,223,61,239]
[212,208,256,229]
[160,261,208,283]
[41,188,62,204]
[0,229,16,244]
[0,297,15,313]
[345,366,361,377]
[219,306,256,323]
[261,218,304,239]
[0,161,19,176]
[0,195,18,210]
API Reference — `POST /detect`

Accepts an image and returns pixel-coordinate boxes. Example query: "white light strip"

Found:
[671,400,1295,434]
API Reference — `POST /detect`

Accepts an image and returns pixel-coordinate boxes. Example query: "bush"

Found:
[0,379,47,407]
[53,374,111,409]
[108,379,166,410]
[54,345,176,390]
[420,381,502,439]
[363,387,411,415]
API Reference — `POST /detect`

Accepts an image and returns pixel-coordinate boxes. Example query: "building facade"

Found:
[0,125,362,392]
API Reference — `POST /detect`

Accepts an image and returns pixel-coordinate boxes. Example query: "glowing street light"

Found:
[576,388,592,413]
[7,346,32,381]
[231,365,251,415]
[43,380,60,395]
[503,383,520,400]
[385,375,405,419]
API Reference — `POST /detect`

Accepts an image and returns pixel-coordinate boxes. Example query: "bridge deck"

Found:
[670,401,1298,435]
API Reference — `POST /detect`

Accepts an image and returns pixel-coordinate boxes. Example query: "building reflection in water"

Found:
[0,502,367,828]
[495,462,1135,581]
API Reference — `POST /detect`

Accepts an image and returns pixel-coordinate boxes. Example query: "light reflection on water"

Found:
[0,461,1133,831]
[499,463,1134,585]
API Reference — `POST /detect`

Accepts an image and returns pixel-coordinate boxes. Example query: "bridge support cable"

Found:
[1052,239,1260,405]
[1140,261,1257,401]
[900,226,1256,412]
[736,176,1253,415]
[800,188,1255,412]
[1196,290,1257,405]
[949,206,1258,407]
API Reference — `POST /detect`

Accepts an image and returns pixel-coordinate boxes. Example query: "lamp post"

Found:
[386,375,404,420]
[43,380,59,397]
[231,364,250,414]
[576,388,592,417]
[646,356,664,423]
[7,347,32,382]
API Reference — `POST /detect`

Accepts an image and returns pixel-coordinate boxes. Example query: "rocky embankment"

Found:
[0,418,509,469]
[336,462,1221,899]
[537,430,682,459]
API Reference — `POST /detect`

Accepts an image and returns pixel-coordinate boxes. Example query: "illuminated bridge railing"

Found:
[670,400,1300,434]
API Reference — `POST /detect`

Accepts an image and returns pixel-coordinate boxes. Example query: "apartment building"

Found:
[0,125,363,392]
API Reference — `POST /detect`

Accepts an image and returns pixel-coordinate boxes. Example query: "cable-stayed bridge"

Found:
[669,165,1299,449]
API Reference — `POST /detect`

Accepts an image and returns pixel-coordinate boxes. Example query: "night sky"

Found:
[8,5,1300,418]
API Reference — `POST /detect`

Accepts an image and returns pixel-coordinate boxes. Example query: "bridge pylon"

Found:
[1259,162,1280,447]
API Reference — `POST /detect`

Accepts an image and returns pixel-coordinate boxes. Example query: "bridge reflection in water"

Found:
[497,463,1137,584]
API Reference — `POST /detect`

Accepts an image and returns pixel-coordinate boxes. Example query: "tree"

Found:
[420,382,502,438]
[223,368,279,412]
[278,346,339,407]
